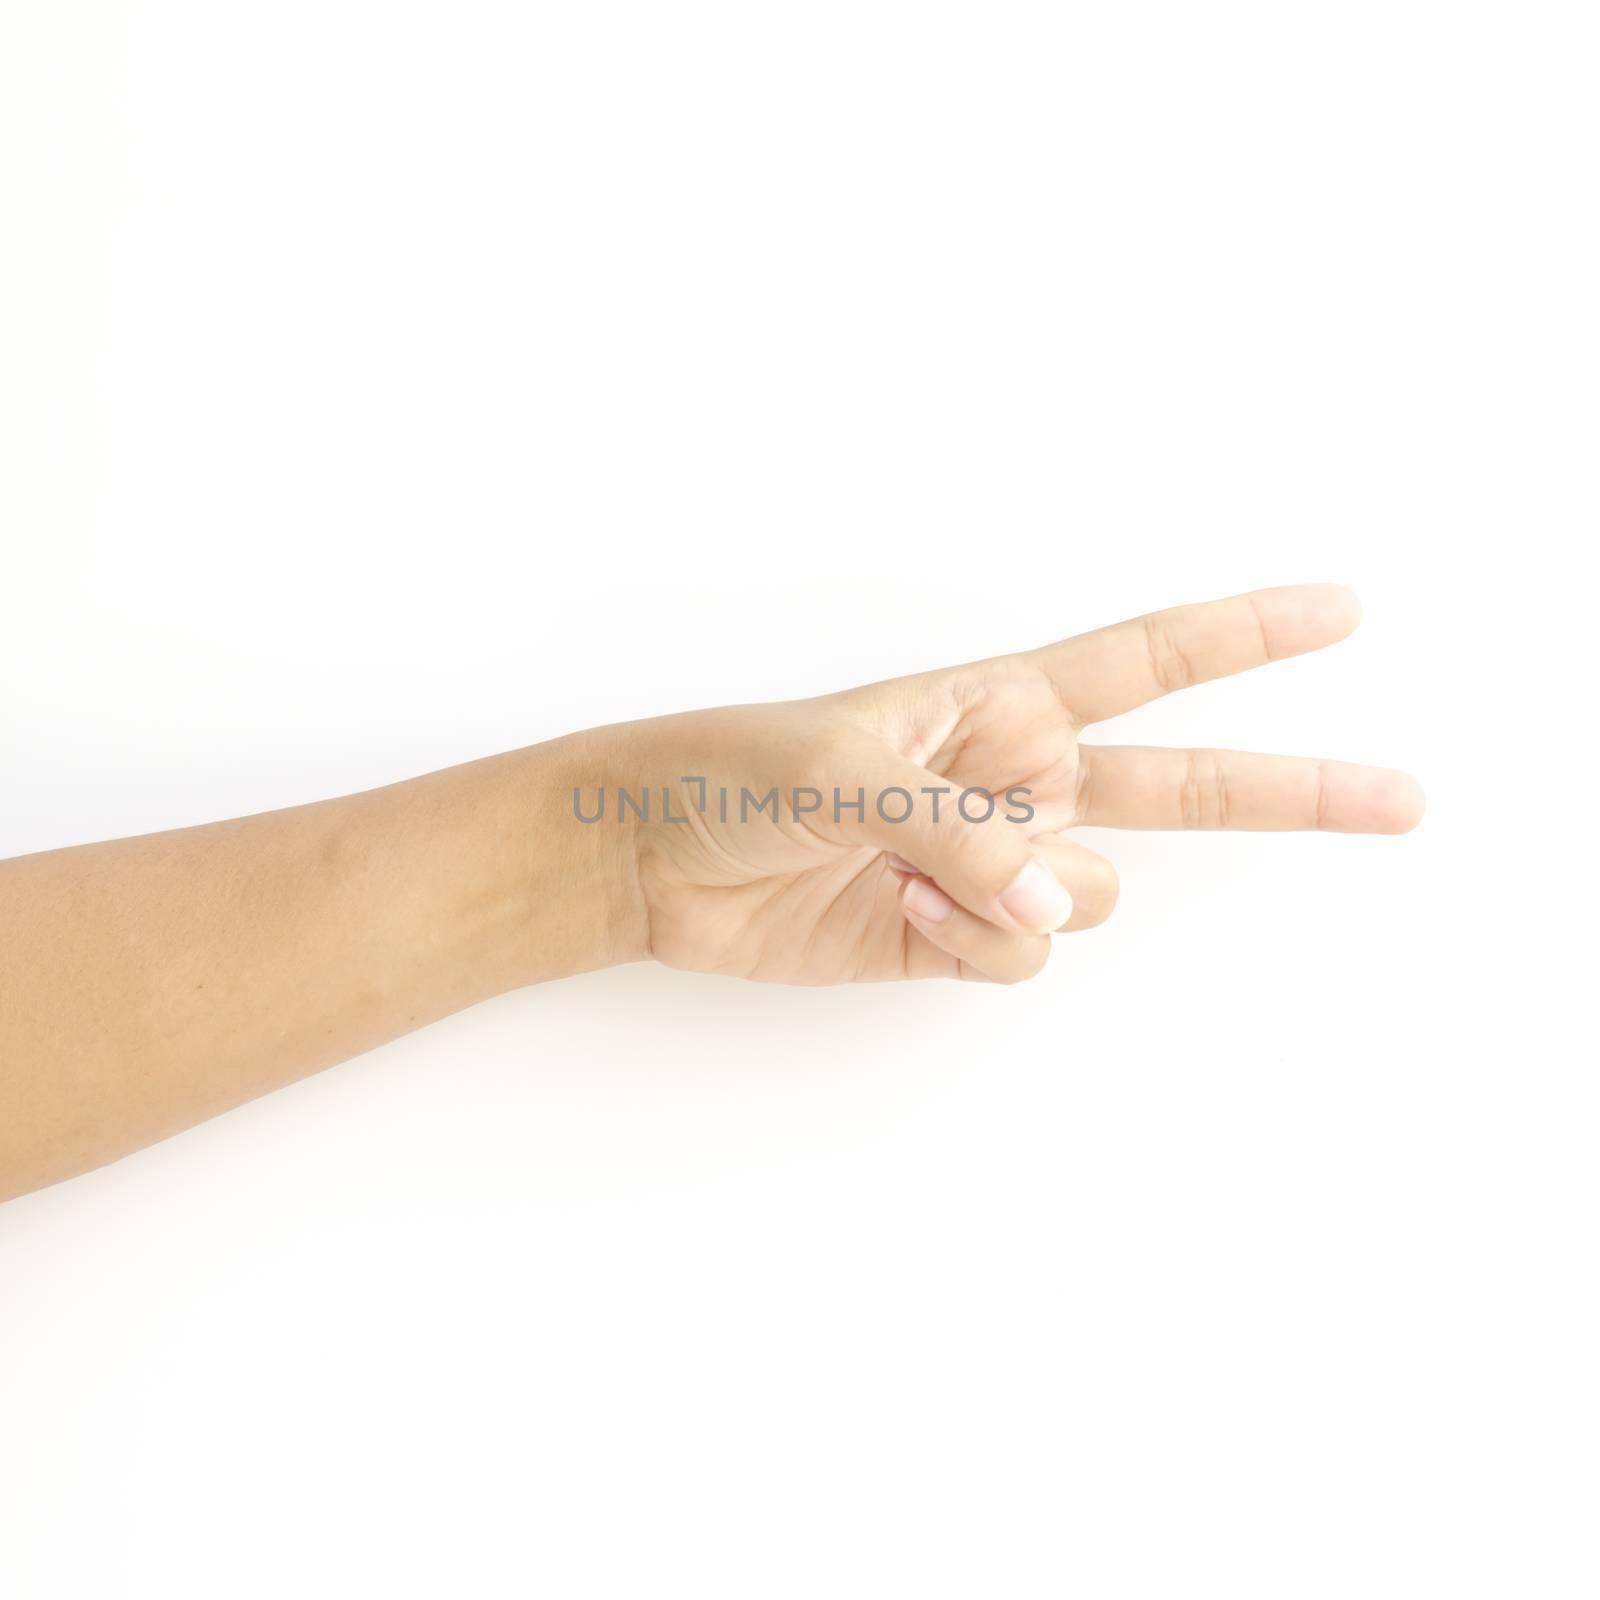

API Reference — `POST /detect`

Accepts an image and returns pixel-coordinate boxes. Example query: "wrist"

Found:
[499,728,653,983]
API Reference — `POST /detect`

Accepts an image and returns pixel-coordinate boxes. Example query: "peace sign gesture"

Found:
[629,584,1424,984]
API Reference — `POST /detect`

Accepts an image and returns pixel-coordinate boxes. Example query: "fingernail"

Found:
[901,877,954,924]
[998,858,1072,932]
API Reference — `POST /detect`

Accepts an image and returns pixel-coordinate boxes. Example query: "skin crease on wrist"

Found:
[0,584,1423,1202]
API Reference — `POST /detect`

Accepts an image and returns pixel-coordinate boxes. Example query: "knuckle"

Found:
[1178,749,1230,831]
[1143,612,1196,693]
[1071,756,1096,825]
[993,937,1051,986]
[1072,854,1121,928]
[1097,856,1121,917]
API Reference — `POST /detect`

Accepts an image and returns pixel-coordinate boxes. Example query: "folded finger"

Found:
[1028,836,1120,928]
[828,739,1069,933]
[888,835,1118,931]
[897,876,1051,984]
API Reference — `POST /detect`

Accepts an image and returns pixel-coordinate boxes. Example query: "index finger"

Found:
[1031,584,1363,725]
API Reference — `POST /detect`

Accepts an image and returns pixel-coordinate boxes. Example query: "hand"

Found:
[0,581,1426,1197]
[600,585,1424,985]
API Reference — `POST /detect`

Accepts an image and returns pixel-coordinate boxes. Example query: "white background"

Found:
[2,2,1596,1595]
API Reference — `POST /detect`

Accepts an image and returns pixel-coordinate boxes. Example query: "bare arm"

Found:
[0,736,644,1200]
[0,586,1422,1203]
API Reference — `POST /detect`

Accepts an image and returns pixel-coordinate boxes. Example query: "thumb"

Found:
[819,741,1073,934]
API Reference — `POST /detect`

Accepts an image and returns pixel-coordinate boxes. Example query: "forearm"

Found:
[0,733,646,1201]
[0,586,1421,1203]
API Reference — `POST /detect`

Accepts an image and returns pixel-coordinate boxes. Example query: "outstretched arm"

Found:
[0,736,645,1200]
[0,585,1423,1202]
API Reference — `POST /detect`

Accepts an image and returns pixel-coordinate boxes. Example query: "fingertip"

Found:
[1330,765,1426,833]
[900,875,955,924]
[1250,583,1363,661]
[1384,772,1426,834]
[1303,582,1363,641]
